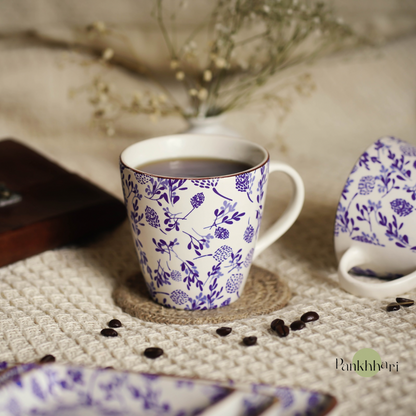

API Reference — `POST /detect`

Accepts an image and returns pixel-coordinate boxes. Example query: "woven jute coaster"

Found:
[113,265,291,325]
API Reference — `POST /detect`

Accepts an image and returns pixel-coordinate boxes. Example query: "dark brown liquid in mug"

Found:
[136,158,253,178]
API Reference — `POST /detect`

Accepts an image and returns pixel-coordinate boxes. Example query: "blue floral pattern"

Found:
[0,363,335,416]
[145,206,160,228]
[170,289,189,305]
[121,159,270,310]
[170,270,182,282]
[335,137,416,278]
[400,144,416,157]
[390,198,413,217]
[213,245,233,263]
[225,273,244,294]
[214,227,229,239]
[0,364,233,416]
[243,224,254,243]
[358,176,375,195]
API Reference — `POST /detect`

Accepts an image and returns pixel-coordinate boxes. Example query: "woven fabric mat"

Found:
[113,265,290,325]
[0,36,416,416]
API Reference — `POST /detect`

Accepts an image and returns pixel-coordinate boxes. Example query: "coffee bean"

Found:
[301,311,319,323]
[101,328,118,337]
[290,320,306,331]
[144,347,164,359]
[39,355,55,363]
[243,336,257,346]
[396,298,414,307]
[108,319,122,328]
[386,303,401,312]
[275,325,290,338]
[216,327,232,337]
[271,319,284,331]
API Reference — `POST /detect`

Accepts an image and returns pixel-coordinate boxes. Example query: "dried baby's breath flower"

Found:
[203,70,212,82]
[86,21,107,36]
[170,60,179,69]
[175,71,185,80]
[74,1,368,134]
[102,48,114,61]
[215,57,226,69]
[198,88,208,101]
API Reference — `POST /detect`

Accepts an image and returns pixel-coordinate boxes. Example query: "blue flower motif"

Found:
[244,248,254,267]
[213,245,233,262]
[68,370,83,384]
[243,225,254,243]
[171,270,182,282]
[215,227,229,239]
[400,144,416,157]
[145,206,160,228]
[190,192,205,208]
[225,273,244,294]
[134,172,151,184]
[170,290,189,305]
[220,298,231,307]
[390,198,413,217]
[235,173,250,192]
[358,176,375,195]
[192,178,219,189]
[275,388,294,409]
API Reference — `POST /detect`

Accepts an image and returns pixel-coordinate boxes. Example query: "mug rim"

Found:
[120,134,270,180]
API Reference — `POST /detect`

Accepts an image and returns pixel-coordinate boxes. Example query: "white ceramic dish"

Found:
[0,363,336,416]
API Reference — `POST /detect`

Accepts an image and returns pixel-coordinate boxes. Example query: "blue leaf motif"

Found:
[32,378,45,400]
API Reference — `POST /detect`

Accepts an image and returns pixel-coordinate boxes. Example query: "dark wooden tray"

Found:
[0,138,126,267]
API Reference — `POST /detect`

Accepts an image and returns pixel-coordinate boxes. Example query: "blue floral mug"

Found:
[120,134,304,310]
[335,136,416,298]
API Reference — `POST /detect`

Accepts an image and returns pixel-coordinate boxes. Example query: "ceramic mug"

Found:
[120,134,304,310]
[335,136,416,299]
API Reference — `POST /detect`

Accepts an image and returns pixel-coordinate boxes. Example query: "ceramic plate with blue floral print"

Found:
[0,363,336,416]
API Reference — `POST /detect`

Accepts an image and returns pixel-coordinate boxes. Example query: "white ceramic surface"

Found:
[120,134,304,309]
[335,136,416,298]
[183,115,242,138]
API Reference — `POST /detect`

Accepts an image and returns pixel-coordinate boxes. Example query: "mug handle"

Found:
[253,161,305,259]
[338,246,416,299]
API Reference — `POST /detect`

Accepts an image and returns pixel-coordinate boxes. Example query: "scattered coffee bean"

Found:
[386,303,401,312]
[271,319,284,331]
[275,325,290,338]
[39,354,55,364]
[108,319,122,328]
[144,347,164,359]
[242,336,257,346]
[396,298,414,307]
[300,311,319,323]
[216,327,232,337]
[290,320,306,331]
[101,328,118,337]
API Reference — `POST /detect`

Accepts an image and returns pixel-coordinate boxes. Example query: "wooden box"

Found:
[0,139,126,267]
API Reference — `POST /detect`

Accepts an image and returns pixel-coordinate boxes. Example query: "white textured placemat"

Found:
[0,35,416,416]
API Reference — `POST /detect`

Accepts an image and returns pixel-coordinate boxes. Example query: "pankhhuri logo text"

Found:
[335,348,398,377]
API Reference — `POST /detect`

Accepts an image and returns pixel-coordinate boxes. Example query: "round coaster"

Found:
[113,265,291,325]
